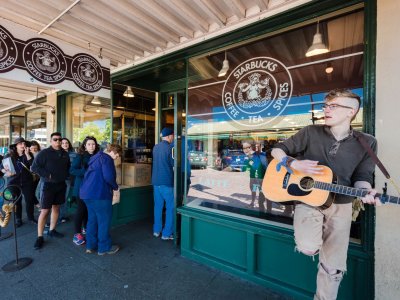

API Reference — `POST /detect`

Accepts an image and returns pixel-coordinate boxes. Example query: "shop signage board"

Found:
[222,57,293,128]
[0,19,110,98]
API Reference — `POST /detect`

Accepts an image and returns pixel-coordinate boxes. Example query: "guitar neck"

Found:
[314,181,400,204]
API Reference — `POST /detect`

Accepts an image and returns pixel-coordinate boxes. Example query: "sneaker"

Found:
[153,232,160,238]
[45,222,50,228]
[28,219,38,225]
[98,245,120,256]
[161,235,174,241]
[73,233,86,246]
[34,236,44,249]
[81,227,86,235]
[85,248,96,254]
[47,229,64,238]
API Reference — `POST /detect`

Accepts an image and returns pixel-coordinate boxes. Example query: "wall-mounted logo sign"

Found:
[71,54,104,92]
[0,23,110,97]
[222,57,293,127]
[0,26,18,73]
[23,39,67,84]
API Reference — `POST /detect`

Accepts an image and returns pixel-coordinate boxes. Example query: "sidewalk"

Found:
[0,218,291,300]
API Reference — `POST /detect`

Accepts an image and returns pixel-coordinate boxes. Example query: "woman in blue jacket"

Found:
[80,144,122,255]
[70,136,99,245]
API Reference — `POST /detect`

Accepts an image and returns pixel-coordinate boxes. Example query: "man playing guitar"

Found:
[271,89,380,300]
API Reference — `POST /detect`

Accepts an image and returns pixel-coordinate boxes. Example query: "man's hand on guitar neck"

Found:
[354,181,382,206]
[290,159,324,175]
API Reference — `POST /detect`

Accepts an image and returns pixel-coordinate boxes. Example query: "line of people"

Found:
[0,132,122,255]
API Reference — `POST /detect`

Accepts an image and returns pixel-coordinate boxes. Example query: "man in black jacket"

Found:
[32,132,70,250]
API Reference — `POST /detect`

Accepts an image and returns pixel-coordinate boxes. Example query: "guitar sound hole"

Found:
[299,177,314,191]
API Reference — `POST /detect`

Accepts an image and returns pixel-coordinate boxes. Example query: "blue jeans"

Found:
[153,185,174,237]
[83,199,113,253]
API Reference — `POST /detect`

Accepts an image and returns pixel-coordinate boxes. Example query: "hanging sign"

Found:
[0,20,110,98]
[222,57,293,127]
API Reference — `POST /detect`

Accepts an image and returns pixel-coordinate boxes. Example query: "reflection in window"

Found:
[69,93,111,149]
[112,86,156,164]
[0,116,10,154]
[26,107,47,148]
[185,10,365,241]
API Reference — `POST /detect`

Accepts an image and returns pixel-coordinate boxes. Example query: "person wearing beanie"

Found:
[151,127,174,240]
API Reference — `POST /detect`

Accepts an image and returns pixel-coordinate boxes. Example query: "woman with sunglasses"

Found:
[0,137,36,226]
[70,136,99,246]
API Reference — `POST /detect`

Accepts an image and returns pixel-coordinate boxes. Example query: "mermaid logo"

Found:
[222,57,293,127]
[0,25,18,73]
[71,53,104,92]
[23,38,67,84]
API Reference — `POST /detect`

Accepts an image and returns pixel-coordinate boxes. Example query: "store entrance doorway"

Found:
[160,90,186,243]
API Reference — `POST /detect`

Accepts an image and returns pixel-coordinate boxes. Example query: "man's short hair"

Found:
[50,132,62,138]
[324,89,361,107]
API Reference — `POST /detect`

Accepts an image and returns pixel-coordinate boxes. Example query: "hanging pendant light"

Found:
[91,96,101,105]
[123,86,134,98]
[306,21,329,57]
[218,51,230,77]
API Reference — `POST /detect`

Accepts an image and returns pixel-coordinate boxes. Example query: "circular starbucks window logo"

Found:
[23,38,67,83]
[71,53,103,92]
[222,57,293,127]
[0,26,18,73]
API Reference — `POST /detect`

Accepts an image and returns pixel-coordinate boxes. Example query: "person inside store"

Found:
[0,137,36,227]
[70,136,99,246]
[32,132,70,250]
[242,140,270,213]
[152,127,174,240]
[270,89,380,300]
[79,143,122,255]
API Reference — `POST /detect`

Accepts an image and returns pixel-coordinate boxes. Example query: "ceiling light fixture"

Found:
[123,86,134,98]
[218,51,230,77]
[306,21,329,57]
[325,62,333,74]
[91,96,101,105]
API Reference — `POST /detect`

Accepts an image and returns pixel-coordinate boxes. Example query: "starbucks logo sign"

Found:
[0,26,17,73]
[71,53,104,92]
[222,57,293,127]
[23,39,67,83]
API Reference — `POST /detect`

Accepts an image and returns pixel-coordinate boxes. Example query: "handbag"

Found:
[112,189,120,205]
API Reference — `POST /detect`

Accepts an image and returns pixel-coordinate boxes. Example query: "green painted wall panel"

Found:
[256,234,317,293]
[179,207,372,300]
[191,218,247,270]
[112,186,153,226]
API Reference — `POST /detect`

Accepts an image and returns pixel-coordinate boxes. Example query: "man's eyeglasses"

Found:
[322,104,354,111]
[243,146,251,150]
[52,138,62,142]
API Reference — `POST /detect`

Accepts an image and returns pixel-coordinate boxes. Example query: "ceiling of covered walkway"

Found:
[0,0,310,112]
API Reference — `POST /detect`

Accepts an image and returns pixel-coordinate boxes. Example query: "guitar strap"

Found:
[355,132,400,195]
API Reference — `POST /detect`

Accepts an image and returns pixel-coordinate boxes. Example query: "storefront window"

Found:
[112,86,155,187]
[186,10,365,239]
[0,116,10,154]
[26,107,47,148]
[11,115,25,141]
[68,93,111,149]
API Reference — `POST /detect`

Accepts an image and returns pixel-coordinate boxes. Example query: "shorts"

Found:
[40,182,66,209]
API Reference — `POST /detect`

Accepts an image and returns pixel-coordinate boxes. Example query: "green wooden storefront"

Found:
[112,0,378,298]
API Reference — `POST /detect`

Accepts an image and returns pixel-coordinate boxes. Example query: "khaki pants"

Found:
[293,202,352,300]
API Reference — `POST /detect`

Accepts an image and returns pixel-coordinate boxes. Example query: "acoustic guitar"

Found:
[262,159,399,207]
